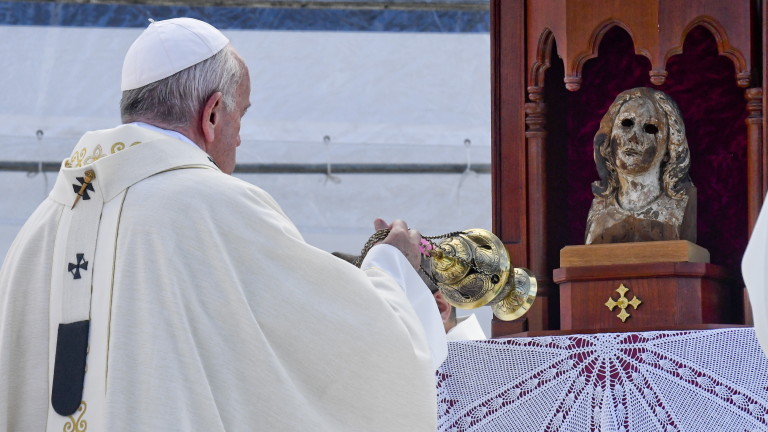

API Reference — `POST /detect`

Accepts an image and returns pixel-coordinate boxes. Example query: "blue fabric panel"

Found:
[51,320,90,416]
[0,1,489,32]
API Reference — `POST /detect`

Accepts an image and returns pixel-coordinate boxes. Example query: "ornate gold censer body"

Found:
[423,229,537,321]
[357,228,537,321]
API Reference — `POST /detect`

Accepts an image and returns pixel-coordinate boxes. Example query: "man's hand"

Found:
[374,218,423,270]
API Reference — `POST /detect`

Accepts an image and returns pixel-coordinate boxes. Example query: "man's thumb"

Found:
[373,218,389,231]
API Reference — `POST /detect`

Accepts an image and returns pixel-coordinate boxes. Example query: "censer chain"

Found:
[354,229,490,289]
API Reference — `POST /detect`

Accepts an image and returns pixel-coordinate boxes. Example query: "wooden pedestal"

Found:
[554,243,742,332]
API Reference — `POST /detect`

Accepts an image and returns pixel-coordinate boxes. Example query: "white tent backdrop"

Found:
[0,13,493,330]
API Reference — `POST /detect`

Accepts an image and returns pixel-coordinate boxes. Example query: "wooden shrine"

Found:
[490,0,767,337]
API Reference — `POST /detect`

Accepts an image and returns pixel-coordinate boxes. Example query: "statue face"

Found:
[610,97,667,176]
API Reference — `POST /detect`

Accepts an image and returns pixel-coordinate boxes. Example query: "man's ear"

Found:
[200,91,224,148]
[433,291,452,322]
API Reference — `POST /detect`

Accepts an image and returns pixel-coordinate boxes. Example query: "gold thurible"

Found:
[356,228,537,321]
[423,228,537,321]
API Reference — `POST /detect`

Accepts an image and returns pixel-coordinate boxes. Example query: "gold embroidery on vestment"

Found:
[64,142,142,168]
[83,145,104,166]
[63,401,87,432]
[110,142,126,153]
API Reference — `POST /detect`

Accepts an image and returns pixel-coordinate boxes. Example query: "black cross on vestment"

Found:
[72,177,95,201]
[68,253,88,280]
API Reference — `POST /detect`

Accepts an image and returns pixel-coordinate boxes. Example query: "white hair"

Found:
[120,45,245,128]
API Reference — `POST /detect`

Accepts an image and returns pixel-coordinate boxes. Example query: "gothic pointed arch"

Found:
[665,18,751,87]
[566,20,652,91]
[528,28,556,90]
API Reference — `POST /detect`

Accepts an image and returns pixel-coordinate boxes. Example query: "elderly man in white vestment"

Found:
[0,18,447,431]
[744,198,768,358]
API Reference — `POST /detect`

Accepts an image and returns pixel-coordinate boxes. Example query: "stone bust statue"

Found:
[585,87,696,244]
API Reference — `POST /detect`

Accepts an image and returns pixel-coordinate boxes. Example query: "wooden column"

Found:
[747,87,764,234]
[524,87,551,331]
[490,0,528,337]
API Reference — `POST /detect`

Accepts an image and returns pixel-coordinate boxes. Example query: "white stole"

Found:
[44,125,218,430]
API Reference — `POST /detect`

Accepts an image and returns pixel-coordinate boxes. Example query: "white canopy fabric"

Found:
[0,25,490,161]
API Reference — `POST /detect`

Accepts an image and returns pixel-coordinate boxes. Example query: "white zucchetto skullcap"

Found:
[121,17,229,91]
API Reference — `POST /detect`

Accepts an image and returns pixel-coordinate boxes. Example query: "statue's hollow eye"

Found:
[621,119,634,127]
[644,124,659,134]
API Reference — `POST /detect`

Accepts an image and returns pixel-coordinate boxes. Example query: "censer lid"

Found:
[426,228,511,310]
[424,228,537,321]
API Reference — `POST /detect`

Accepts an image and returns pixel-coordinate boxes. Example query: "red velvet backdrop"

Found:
[545,26,748,275]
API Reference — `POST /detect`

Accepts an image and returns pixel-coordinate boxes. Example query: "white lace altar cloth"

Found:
[436,328,768,432]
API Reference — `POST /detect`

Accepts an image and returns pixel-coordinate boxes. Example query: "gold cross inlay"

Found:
[605,284,642,322]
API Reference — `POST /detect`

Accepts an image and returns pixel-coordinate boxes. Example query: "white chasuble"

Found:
[744,199,768,356]
[0,124,441,431]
